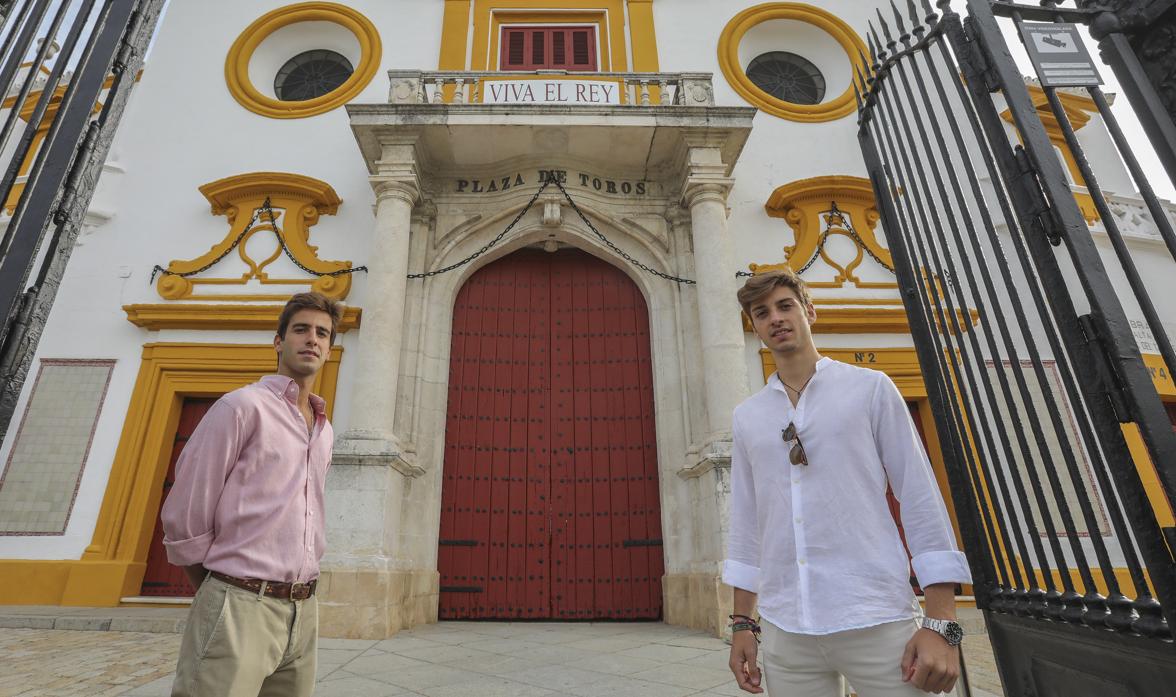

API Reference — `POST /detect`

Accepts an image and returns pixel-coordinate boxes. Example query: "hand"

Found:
[901,628,960,694]
[728,630,764,694]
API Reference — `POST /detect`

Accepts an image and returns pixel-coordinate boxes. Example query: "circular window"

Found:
[746,52,826,105]
[274,49,355,101]
[718,3,868,122]
[225,2,381,119]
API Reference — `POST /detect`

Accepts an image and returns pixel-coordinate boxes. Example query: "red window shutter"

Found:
[531,30,546,66]
[499,26,597,71]
[503,29,525,68]
[572,30,591,66]
[552,31,566,66]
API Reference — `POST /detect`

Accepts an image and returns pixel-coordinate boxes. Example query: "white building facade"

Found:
[0,0,1172,640]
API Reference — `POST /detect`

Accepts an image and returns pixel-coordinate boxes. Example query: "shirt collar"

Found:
[767,356,833,393]
[260,374,326,416]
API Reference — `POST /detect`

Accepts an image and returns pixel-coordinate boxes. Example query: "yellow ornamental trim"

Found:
[718,3,869,122]
[156,172,354,301]
[225,2,381,119]
[759,175,894,289]
[124,303,361,332]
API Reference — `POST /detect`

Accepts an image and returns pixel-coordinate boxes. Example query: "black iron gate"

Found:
[857,1,1176,693]
[0,0,164,444]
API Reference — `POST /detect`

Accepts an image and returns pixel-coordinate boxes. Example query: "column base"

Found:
[679,436,732,479]
[317,567,440,639]
[663,572,732,638]
[333,429,424,477]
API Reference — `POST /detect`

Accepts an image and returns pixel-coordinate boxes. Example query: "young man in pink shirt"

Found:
[162,292,341,697]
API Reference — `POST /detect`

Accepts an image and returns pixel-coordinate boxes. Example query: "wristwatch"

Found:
[920,617,964,646]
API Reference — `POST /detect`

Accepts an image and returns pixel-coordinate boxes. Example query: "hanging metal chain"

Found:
[792,201,896,275]
[408,179,552,279]
[259,198,368,277]
[150,207,261,283]
[551,177,697,285]
[150,198,368,284]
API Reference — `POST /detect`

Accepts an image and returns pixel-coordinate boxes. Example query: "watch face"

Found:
[944,621,964,646]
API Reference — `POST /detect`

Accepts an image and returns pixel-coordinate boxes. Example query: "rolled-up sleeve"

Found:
[722,410,763,593]
[161,399,243,567]
[871,376,972,587]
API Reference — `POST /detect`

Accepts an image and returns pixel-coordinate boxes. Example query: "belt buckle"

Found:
[290,581,308,600]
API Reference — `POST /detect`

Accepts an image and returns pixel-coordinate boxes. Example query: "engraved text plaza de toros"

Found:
[456,170,650,196]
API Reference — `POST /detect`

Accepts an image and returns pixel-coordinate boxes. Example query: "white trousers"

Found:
[760,618,930,697]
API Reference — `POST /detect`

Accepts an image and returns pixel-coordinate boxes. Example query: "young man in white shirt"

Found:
[724,269,971,696]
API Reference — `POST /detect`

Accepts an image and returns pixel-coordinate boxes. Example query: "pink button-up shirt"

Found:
[162,375,331,583]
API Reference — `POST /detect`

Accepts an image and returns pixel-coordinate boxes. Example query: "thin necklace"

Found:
[779,370,815,396]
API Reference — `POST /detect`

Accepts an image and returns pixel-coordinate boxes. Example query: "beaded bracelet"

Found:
[728,614,762,642]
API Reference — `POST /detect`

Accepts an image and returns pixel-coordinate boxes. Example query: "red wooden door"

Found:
[439,249,663,619]
[140,397,216,597]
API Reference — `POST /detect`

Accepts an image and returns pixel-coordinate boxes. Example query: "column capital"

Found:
[682,178,733,208]
[371,177,420,206]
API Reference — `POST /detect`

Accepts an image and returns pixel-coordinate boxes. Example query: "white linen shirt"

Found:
[722,357,971,635]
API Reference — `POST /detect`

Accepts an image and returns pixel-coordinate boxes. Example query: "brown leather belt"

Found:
[210,571,317,600]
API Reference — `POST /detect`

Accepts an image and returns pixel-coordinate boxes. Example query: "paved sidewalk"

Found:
[0,607,1004,697]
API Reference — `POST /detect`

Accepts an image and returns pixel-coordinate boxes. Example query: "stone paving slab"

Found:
[0,607,1004,696]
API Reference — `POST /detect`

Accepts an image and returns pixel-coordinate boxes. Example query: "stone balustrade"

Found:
[1101,191,1176,243]
[385,69,716,107]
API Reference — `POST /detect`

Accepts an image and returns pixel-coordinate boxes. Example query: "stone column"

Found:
[324,137,434,639]
[334,144,422,474]
[683,144,750,450]
[671,138,752,638]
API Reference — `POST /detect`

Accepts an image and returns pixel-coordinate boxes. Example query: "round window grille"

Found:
[746,51,827,106]
[274,49,355,102]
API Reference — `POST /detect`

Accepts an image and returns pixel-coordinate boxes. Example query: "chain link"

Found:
[150,198,369,284]
[793,202,896,275]
[551,177,697,285]
[406,180,551,279]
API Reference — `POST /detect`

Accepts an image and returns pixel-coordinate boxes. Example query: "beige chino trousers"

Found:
[761,618,940,697]
[172,575,318,697]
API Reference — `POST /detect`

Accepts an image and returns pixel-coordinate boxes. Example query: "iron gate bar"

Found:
[0,0,125,359]
[971,0,1176,517]
[950,0,1152,630]
[901,1,1095,612]
[0,0,56,200]
[876,4,1104,593]
[856,21,1000,605]
[863,23,1023,607]
[1081,0,1176,188]
[0,0,163,444]
[0,0,98,259]
[958,0,1176,637]
[879,1,1123,617]
[1086,85,1176,265]
[923,7,1154,626]
[877,8,1132,626]
[866,9,1077,610]
[1012,1,1176,459]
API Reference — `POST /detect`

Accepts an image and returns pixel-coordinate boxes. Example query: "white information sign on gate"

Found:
[1019,22,1103,88]
[481,79,622,105]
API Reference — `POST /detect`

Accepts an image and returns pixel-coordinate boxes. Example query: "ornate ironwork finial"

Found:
[867,28,886,67]
[907,0,927,38]
[891,1,912,45]
[875,9,898,52]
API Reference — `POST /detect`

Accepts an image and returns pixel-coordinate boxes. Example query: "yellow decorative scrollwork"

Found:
[156,172,353,301]
[752,175,896,289]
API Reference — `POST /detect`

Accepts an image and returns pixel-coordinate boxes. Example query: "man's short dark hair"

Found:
[277,292,343,344]
[737,268,813,317]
